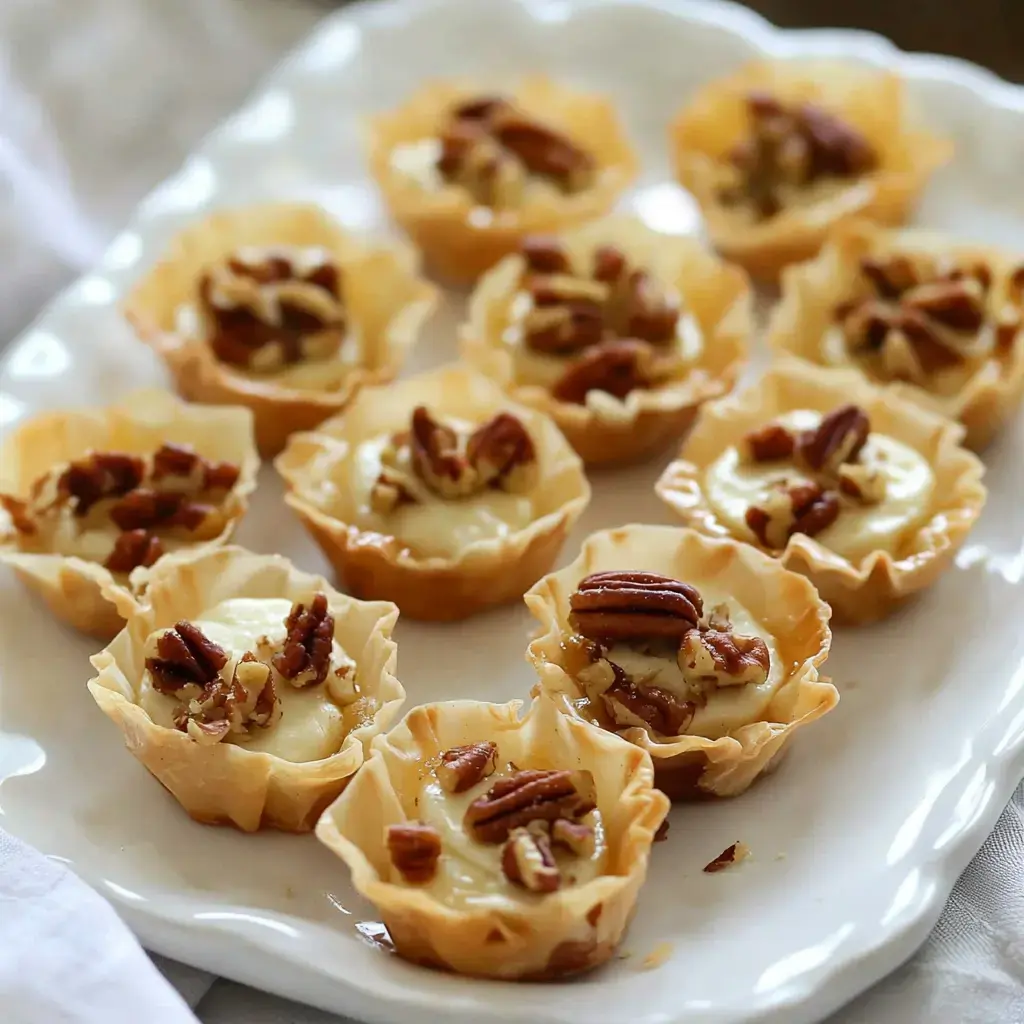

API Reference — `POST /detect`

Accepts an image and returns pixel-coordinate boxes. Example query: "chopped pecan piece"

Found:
[145,621,229,695]
[104,529,164,574]
[602,677,695,736]
[58,453,145,516]
[464,769,595,844]
[570,570,703,643]
[200,249,345,370]
[838,461,887,504]
[410,406,468,497]
[522,273,607,355]
[151,443,240,492]
[551,339,660,404]
[797,405,870,474]
[502,825,561,893]
[272,593,334,688]
[436,741,499,794]
[520,236,571,274]
[703,602,733,632]
[679,629,770,688]
[903,277,986,333]
[592,244,628,284]
[745,481,840,549]
[387,822,443,884]
[704,841,751,874]
[174,652,279,741]
[550,818,596,858]
[493,114,595,190]
[615,269,680,344]
[744,422,796,463]
[108,488,217,535]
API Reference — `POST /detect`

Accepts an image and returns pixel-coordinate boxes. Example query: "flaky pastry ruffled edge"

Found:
[655,359,987,625]
[525,524,835,800]
[0,389,259,640]
[766,219,1024,450]
[670,60,952,279]
[460,214,752,465]
[275,363,591,621]
[122,202,438,456]
[367,76,638,283]
[87,545,404,832]
[315,693,668,979]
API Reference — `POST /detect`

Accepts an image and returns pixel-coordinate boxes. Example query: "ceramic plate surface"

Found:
[1,1,1023,1022]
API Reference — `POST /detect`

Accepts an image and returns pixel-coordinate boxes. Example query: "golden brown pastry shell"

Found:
[767,220,1024,450]
[0,389,258,639]
[87,546,404,832]
[461,214,752,465]
[122,202,438,456]
[367,77,638,283]
[316,694,668,979]
[526,524,835,799]
[671,60,952,279]
[655,359,987,624]
[275,363,590,621]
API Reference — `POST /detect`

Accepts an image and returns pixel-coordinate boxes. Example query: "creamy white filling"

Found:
[501,287,704,396]
[138,597,357,763]
[591,586,783,740]
[352,433,535,558]
[413,768,606,910]
[704,409,935,562]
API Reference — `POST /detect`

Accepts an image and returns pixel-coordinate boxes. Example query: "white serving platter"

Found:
[1,1,1023,1022]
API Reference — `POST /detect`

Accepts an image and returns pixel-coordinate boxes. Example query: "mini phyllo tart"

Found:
[87,547,403,832]
[656,362,986,624]
[526,525,834,800]
[462,215,751,465]
[767,221,1024,450]
[670,61,951,278]
[0,390,257,639]
[123,203,437,456]
[316,694,667,979]
[367,78,637,283]
[275,364,590,621]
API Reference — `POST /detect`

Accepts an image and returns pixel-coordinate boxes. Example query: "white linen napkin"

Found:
[1,2,1022,1023]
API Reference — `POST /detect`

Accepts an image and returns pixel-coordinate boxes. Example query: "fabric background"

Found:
[1,1,1022,1021]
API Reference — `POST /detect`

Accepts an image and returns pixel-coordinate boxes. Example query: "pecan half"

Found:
[108,489,218,535]
[492,114,594,191]
[797,405,870,473]
[145,621,229,695]
[502,825,561,893]
[551,339,658,404]
[464,769,595,844]
[679,629,770,688]
[436,741,499,794]
[521,236,571,274]
[272,593,334,688]
[410,406,467,497]
[744,422,796,463]
[104,529,164,574]
[58,453,145,516]
[745,481,840,549]
[522,274,607,355]
[570,571,703,643]
[387,823,442,884]
[602,677,695,736]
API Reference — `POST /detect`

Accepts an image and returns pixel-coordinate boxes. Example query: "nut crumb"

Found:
[640,941,674,970]
[703,841,751,874]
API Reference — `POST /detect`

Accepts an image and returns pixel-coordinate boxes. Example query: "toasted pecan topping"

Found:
[521,235,571,275]
[464,769,595,844]
[570,571,703,643]
[145,621,229,695]
[680,629,770,688]
[387,823,443,884]
[104,529,164,574]
[272,593,334,688]
[550,818,596,858]
[502,825,561,893]
[744,422,796,463]
[437,95,594,203]
[704,841,751,874]
[59,453,145,516]
[602,676,695,736]
[199,249,345,370]
[797,404,870,473]
[551,338,660,404]
[745,481,840,549]
[437,741,499,794]
[722,91,877,219]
